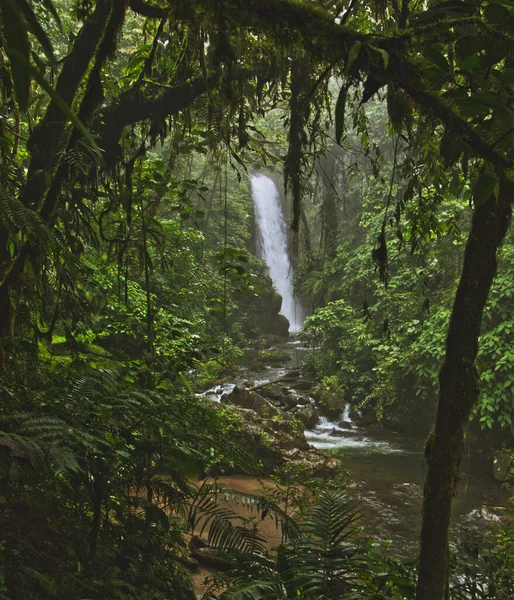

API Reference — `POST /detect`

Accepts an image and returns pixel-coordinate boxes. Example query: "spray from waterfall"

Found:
[250,174,303,333]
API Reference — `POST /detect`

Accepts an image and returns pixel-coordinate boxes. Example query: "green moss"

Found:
[257,349,291,363]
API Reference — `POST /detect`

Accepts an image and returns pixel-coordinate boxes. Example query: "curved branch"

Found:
[95,75,216,159]
[129,0,168,19]
[174,0,510,169]
[386,56,509,168]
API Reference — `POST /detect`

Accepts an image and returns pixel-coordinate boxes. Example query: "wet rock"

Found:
[355,412,378,427]
[292,379,314,391]
[189,535,209,551]
[210,401,343,483]
[271,400,288,410]
[338,420,353,430]
[329,428,346,437]
[313,383,346,416]
[259,384,285,402]
[283,448,341,480]
[223,406,309,455]
[191,548,232,571]
[222,385,281,418]
[270,313,290,337]
[281,370,301,380]
[269,414,295,431]
[294,405,319,429]
[282,393,300,409]
[300,395,316,405]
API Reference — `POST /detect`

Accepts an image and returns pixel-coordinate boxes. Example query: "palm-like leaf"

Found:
[288,490,361,598]
[202,489,362,600]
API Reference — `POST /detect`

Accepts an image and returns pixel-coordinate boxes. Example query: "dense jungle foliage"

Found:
[1,0,514,598]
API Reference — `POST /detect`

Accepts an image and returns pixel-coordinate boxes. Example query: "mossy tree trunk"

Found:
[318,148,338,260]
[0,283,13,370]
[416,174,513,600]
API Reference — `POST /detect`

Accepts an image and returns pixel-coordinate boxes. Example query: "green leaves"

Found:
[375,48,389,70]
[455,36,482,62]
[346,40,362,74]
[439,131,465,166]
[424,46,449,74]
[484,2,513,26]
[472,172,498,206]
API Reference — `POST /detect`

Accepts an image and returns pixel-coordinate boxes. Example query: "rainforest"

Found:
[1,0,514,599]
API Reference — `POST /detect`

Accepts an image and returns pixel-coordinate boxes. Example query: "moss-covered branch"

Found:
[95,75,216,161]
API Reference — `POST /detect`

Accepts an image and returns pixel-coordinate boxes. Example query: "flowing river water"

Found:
[195,173,510,591]
[199,340,512,559]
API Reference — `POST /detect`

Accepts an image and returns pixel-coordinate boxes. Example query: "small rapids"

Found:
[196,383,235,403]
[305,410,510,556]
[306,414,407,453]
[198,343,512,558]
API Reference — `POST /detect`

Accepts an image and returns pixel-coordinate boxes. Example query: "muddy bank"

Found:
[197,340,513,561]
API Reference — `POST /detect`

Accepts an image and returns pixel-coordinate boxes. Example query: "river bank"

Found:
[197,339,512,560]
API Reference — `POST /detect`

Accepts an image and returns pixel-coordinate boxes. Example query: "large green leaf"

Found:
[346,40,361,74]
[455,36,483,61]
[424,46,449,73]
[484,2,512,25]
[472,172,498,206]
[439,131,464,166]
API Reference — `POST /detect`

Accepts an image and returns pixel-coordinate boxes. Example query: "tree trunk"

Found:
[318,148,338,259]
[0,284,13,369]
[416,174,513,600]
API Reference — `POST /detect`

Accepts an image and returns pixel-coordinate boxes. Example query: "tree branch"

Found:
[95,75,216,161]
[129,0,168,19]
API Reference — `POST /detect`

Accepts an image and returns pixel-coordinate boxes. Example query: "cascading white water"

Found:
[250,174,302,333]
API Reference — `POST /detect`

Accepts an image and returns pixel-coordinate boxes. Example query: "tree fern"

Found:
[197,489,363,600]
[288,490,361,598]
[0,186,56,248]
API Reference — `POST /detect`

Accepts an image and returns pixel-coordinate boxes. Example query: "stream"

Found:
[306,415,511,557]
[199,340,512,559]
[196,171,511,594]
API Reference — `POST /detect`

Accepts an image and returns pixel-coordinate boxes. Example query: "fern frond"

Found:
[0,185,56,248]
[188,482,268,558]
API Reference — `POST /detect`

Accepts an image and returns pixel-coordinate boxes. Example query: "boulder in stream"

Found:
[270,313,290,338]
[282,392,301,410]
[338,420,353,430]
[292,379,314,391]
[259,384,286,402]
[329,428,346,437]
[281,370,301,381]
[222,385,281,418]
[283,448,340,480]
[223,405,309,454]
[312,383,346,416]
[294,405,319,429]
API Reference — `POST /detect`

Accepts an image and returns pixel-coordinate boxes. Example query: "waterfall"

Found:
[250,174,302,333]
